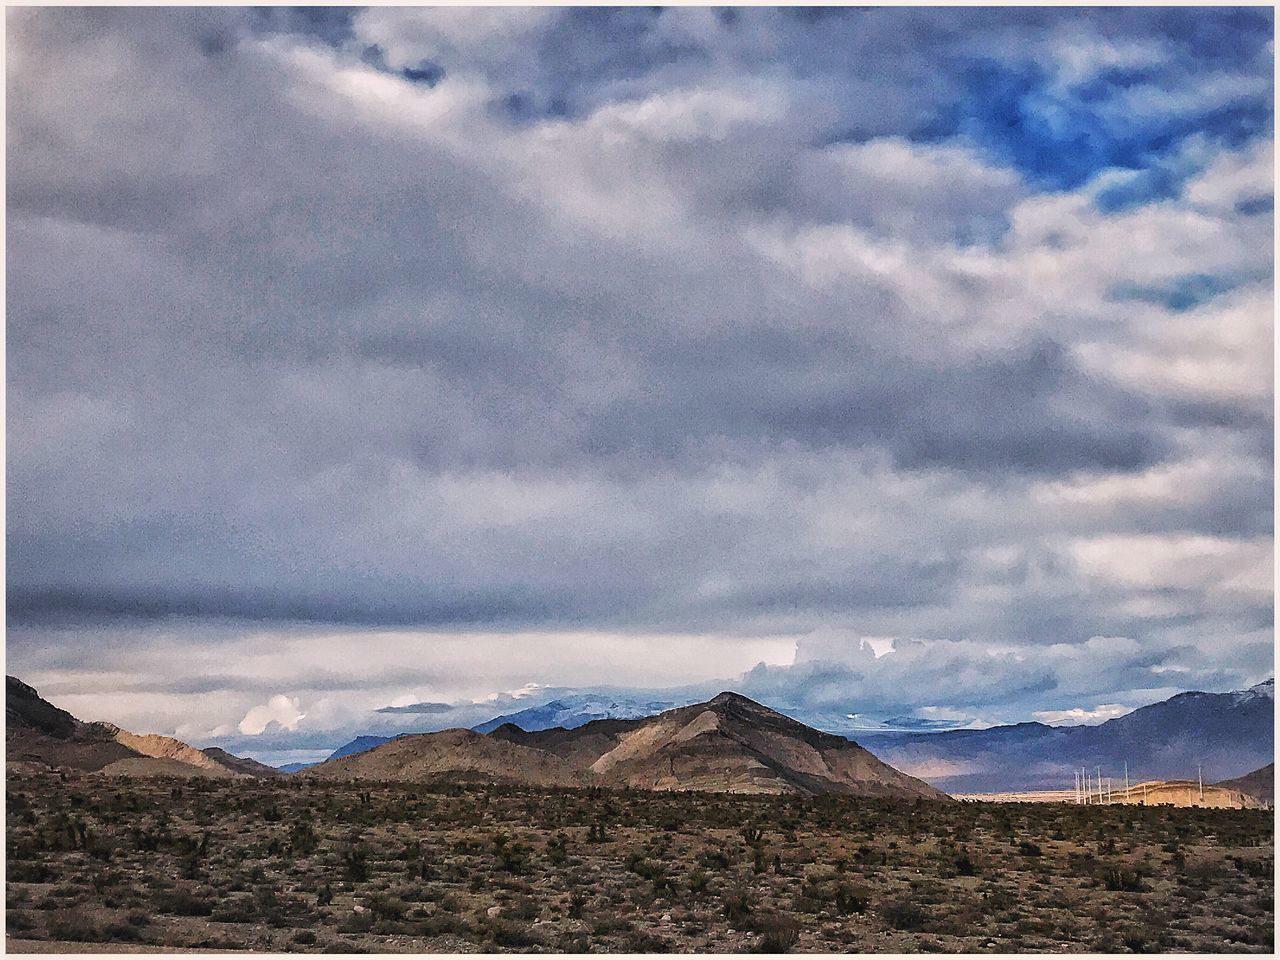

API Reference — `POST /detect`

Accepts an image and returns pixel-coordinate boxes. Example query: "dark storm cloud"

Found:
[5,7,1272,742]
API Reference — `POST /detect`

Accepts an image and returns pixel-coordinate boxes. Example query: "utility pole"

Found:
[1198,764,1203,802]
[1097,766,1102,804]
[1125,761,1129,798]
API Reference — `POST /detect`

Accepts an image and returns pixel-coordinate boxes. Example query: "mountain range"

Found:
[857,679,1274,794]
[7,674,1273,803]
[305,691,950,799]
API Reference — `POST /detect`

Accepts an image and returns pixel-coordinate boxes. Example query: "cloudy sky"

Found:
[7,6,1274,765]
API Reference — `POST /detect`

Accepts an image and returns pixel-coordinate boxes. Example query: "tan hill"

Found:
[5,675,271,779]
[304,728,588,787]
[958,778,1268,809]
[1215,763,1273,805]
[89,722,240,776]
[497,691,950,799]
[97,756,236,779]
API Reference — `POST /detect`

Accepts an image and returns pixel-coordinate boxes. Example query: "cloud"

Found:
[1033,704,1132,725]
[238,695,306,736]
[5,8,1271,758]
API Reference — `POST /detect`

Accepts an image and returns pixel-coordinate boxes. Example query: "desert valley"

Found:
[6,675,1274,953]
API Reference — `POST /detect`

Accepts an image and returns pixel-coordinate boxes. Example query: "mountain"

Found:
[277,762,316,774]
[1215,762,1274,806]
[314,691,948,799]
[498,692,950,799]
[472,694,686,734]
[304,729,588,787]
[5,676,274,779]
[858,680,1274,794]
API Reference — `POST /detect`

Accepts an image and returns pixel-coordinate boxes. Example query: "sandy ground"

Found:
[957,781,1265,808]
[7,940,249,954]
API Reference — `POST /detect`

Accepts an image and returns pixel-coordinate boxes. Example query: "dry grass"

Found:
[5,770,1274,953]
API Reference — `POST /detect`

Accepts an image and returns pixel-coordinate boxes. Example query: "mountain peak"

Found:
[707,690,761,708]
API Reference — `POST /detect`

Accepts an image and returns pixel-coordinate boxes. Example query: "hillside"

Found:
[859,680,1274,793]
[304,728,588,787]
[5,675,275,779]
[303,692,947,798]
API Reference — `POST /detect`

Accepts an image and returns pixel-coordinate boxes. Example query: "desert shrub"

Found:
[368,894,409,922]
[698,845,731,869]
[8,911,36,932]
[723,885,755,928]
[834,884,869,916]
[487,917,540,948]
[341,842,370,882]
[619,929,672,952]
[211,895,258,923]
[46,908,103,942]
[547,833,568,865]
[337,910,375,934]
[955,849,977,876]
[1102,867,1145,892]
[101,920,146,943]
[491,832,531,873]
[291,821,319,856]
[1018,840,1043,857]
[293,930,318,945]
[155,886,213,916]
[7,860,55,883]
[505,896,539,921]
[880,898,928,932]
[1122,924,1169,952]
[588,914,635,936]
[414,913,470,937]
[751,910,801,952]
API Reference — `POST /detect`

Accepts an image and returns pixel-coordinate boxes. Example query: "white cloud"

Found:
[239,695,307,736]
[1034,704,1132,725]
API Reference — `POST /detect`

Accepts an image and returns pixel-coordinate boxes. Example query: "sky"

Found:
[6,6,1274,766]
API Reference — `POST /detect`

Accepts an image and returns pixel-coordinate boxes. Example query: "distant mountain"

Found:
[6,675,277,780]
[276,762,316,774]
[858,680,1274,794]
[313,691,948,799]
[1215,762,1274,806]
[201,747,285,778]
[472,694,686,734]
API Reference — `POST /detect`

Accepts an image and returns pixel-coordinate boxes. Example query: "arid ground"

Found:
[6,771,1274,953]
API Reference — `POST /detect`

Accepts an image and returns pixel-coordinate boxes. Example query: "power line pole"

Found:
[1198,764,1203,802]
[1124,761,1129,798]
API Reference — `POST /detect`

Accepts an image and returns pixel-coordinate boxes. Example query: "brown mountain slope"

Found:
[89,723,242,777]
[1215,763,1274,805]
[7,676,80,738]
[6,675,270,779]
[496,692,950,799]
[303,728,589,787]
